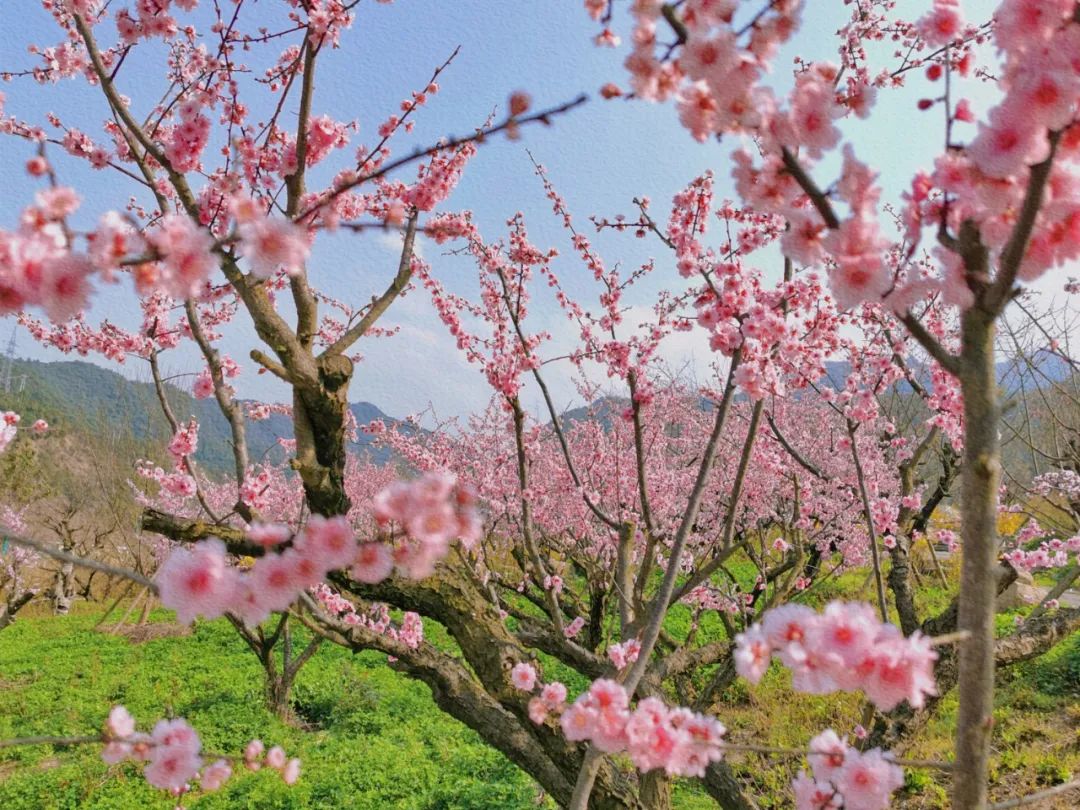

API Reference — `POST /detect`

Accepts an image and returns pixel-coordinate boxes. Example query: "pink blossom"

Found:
[372,471,482,577]
[244,739,265,769]
[584,0,607,21]
[266,745,286,770]
[563,616,586,638]
[808,729,848,782]
[561,702,601,742]
[528,697,549,724]
[916,1,964,47]
[249,551,301,612]
[607,639,642,670]
[733,625,771,684]
[35,186,81,220]
[792,771,841,810]
[144,718,202,792]
[670,710,726,777]
[232,579,271,628]
[814,601,878,669]
[834,748,904,810]
[967,101,1051,179]
[624,697,677,772]
[167,419,199,461]
[237,216,310,278]
[762,603,816,648]
[193,370,214,399]
[739,602,938,710]
[540,681,568,710]
[150,215,217,299]
[155,538,236,624]
[353,542,394,584]
[676,81,719,143]
[860,630,938,711]
[787,71,842,158]
[299,514,358,572]
[106,705,135,739]
[511,661,538,691]
[247,523,292,547]
[282,757,301,785]
[200,759,232,791]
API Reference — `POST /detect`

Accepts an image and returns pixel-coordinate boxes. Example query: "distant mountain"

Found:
[558,396,626,430]
[3,348,1072,475]
[0,358,407,474]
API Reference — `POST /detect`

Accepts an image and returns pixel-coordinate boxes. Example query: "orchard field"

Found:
[6,1,1080,809]
[2,573,1079,809]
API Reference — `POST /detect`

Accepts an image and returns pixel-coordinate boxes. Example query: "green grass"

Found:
[2,591,1078,809]
[0,609,545,809]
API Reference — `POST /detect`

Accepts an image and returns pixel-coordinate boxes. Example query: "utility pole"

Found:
[0,325,25,394]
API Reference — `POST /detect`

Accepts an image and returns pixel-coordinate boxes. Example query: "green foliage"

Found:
[1024,631,1080,697]
[0,609,546,809]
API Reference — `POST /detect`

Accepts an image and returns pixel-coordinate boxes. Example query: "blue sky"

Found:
[1,0,1018,421]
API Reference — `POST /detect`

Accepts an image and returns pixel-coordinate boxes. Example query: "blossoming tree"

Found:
[3,1,1080,809]
[575,0,1080,807]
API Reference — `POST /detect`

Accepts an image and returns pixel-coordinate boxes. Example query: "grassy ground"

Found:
[1,590,1078,809]
[0,607,544,809]
[710,568,1080,809]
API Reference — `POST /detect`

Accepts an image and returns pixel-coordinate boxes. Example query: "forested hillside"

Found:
[0,358,402,474]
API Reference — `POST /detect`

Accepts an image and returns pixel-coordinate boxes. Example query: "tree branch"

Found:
[323,211,419,357]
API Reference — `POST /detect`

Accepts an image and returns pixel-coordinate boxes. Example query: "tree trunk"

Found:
[952,307,1000,810]
[638,772,671,810]
[0,590,34,631]
[293,355,354,518]
[702,762,760,810]
[52,559,75,615]
[265,671,296,723]
[886,538,919,636]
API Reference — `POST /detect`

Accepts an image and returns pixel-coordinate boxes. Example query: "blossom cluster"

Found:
[311,582,424,649]
[1002,533,1080,572]
[591,0,1080,315]
[167,418,199,462]
[370,470,482,579]
[0,181,317,321]
[0,411,49,454]
[137,461,198,500]
[156,515,352,627]
[156,472,482,626]
[561,679,727,777]
[100,705,298,797]
[606,638,642,670]
[233,200,310,279]
[512,667,727,779]
[792,730,904,810]
[734,602,937,711]
[0,411,20,454]
[0,188,94,320]
[0,506,37,587]
[114,0,201,44]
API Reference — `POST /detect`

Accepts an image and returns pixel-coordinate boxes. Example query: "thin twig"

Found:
[988,778,1080,809]
[716,741,953,770]
[0,735,101,750]
[2,535,156,592]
